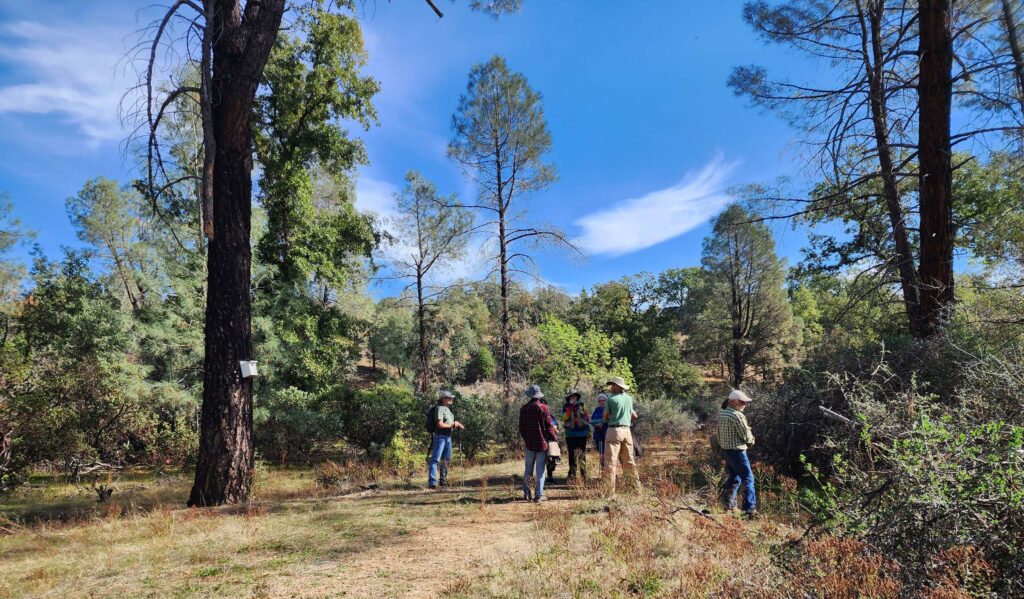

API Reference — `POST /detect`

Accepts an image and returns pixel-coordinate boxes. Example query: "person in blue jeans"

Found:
[427,390,464,490]
[590,394,607,469]
[717,389,757,517]
[518,384,558,502]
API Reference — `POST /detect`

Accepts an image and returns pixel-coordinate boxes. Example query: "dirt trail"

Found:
[262,465,579,599]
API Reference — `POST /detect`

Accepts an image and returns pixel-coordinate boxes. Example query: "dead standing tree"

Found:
[447,56,582,396]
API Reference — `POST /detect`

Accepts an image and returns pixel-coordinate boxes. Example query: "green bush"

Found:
[806,408,1023,594]
[463,345,496,384]
[254,386,338,462]
[449,392,499,459]
[335,383,416,455]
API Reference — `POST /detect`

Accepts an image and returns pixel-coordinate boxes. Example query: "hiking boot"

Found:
[535,495,548,503]
[743,509,758,520]
[428,485,437,490]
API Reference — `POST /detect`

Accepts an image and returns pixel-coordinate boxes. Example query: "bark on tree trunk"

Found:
[416,270,429,394]
[863,0,924,337]
[498,208,511,398]
[999,0,1024,118]
[188,0,285,507]
[917,0,955,338]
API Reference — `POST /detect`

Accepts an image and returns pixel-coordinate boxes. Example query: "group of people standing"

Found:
[514,375,643,502]
[425,381,758,516]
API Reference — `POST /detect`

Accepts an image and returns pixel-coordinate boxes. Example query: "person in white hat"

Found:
[602,376,641,498]
[717,389,757,517]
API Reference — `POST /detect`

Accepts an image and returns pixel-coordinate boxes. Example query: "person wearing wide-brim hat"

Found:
[561,389,590,482]
[602,377,641,498]
[717,389,757,517]
[427,390,463,490]
[518,384,558,502]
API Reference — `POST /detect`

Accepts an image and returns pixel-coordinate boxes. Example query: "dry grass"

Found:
[1,437,982,598]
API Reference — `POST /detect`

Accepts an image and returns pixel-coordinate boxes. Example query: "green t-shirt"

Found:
[435,405,455,435]
[604,393,635,427]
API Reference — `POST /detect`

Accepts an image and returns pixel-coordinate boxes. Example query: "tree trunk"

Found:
[416,270,429,394]
[188,0,285,507]
[498,208,512,397]
[862,0,924,337]
[917,0,955,338]
[999,0,1024,118]
[729,229,744,388]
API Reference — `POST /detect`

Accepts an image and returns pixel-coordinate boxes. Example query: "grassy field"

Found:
[0,437,854,598]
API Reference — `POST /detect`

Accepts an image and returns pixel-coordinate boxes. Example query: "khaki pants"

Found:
[603,426,641,494]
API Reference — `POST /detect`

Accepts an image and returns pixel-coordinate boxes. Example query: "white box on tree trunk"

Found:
[239,360,258,378]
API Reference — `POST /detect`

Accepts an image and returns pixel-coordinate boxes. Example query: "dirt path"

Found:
[261,463,581,599]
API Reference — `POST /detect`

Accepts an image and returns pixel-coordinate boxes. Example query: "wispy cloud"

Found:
[574,154,739,256]
[0,20,130,143]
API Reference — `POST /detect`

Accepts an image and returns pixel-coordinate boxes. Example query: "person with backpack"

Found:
[519,384,558,502]
[561,390,590,482]
[541,397,561,480]
[426,390,464,490]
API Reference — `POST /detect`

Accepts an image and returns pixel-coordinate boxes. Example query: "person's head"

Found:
[596,393,607,407]
[565,390,581,405]
[524,384,545,402]
[605,376,630,395]
[438,390,455,407]
[727,389,752,411]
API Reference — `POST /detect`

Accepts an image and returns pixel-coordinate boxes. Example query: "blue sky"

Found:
[0,1,814,296]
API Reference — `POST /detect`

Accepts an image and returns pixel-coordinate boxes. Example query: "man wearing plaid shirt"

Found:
[717,389,757,517]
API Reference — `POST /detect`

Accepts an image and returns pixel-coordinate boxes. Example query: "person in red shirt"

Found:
[518,384,557,502]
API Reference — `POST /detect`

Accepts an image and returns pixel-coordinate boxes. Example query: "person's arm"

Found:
[630,410,638,424]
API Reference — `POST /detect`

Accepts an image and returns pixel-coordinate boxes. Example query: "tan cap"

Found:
[728,389,752,403]
[606,377,630,391]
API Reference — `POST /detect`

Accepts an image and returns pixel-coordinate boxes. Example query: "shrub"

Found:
[254,386,338,462]
[634,396,697,439]
[805,404,1024,594]
[448,391,499,458]
[462,345,496,384]
[381,433,421,480]
[334,383,415,455]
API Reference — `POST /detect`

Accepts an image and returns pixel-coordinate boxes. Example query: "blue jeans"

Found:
[428,434,452,487]
[523,449,549,498]
[722,449,757,512]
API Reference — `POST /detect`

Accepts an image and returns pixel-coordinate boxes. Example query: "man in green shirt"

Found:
[428,390,463,489]
[602,376,641,498]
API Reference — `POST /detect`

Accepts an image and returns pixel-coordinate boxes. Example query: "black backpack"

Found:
[425,405,439,434]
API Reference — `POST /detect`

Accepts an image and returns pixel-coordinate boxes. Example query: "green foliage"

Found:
[11,253,159,472]
[255,2,379,288]
[701,204,799,385]
[529,316,634,397]
[634,337,706,400]
[448,392,499,459]
[254,387,338,462]
[634,397,697,439]
[807,409,1023,594]
[464,345,496,384]
[331,383,416,455]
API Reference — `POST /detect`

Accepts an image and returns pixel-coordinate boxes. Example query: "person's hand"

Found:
[454,421,465,430]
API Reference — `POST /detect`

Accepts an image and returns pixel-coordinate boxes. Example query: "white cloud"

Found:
[0,20,131,143]
[574,154,739,256]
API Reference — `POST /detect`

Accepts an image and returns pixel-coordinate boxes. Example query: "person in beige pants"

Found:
[602,377,641,498]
